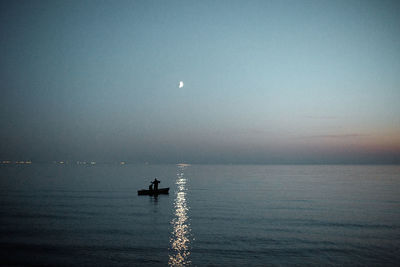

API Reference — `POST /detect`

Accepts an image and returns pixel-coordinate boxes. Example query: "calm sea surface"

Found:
[0,164,399,266]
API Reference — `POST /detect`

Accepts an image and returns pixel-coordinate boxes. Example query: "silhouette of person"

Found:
[149,183,153,191]
[152,178,160,191]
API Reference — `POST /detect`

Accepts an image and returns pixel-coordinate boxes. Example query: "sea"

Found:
[0,164,399,266]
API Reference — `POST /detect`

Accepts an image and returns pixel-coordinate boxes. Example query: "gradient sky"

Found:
[1,0,399,163]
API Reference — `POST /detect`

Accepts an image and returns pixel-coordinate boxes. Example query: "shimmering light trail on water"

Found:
[169,165,191,266]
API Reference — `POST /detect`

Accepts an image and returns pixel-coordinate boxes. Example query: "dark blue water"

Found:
[1,164,399,266]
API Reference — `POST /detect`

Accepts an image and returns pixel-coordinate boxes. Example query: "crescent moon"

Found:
[179,81,184,88]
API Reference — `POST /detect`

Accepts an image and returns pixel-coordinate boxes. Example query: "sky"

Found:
[0,0,399,164]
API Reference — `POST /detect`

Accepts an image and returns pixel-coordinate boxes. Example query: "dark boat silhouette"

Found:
[137,188,169,195]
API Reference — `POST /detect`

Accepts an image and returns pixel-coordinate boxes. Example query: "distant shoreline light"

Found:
[1,160,32,164]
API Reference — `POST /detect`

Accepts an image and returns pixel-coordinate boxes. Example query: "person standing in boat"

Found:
[152,178,160,191]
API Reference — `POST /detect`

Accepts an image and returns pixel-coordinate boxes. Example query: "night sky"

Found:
[1,0,399,164]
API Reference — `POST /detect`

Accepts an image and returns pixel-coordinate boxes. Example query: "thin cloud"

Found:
[302,134,368,139]
[304,115,338,120]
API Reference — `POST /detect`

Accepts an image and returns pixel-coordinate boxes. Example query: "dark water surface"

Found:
[0,164,399,266]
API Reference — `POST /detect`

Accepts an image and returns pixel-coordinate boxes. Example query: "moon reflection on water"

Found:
[169,165,191,266]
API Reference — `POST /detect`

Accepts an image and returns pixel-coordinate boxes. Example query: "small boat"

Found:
[138,187,169,195]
